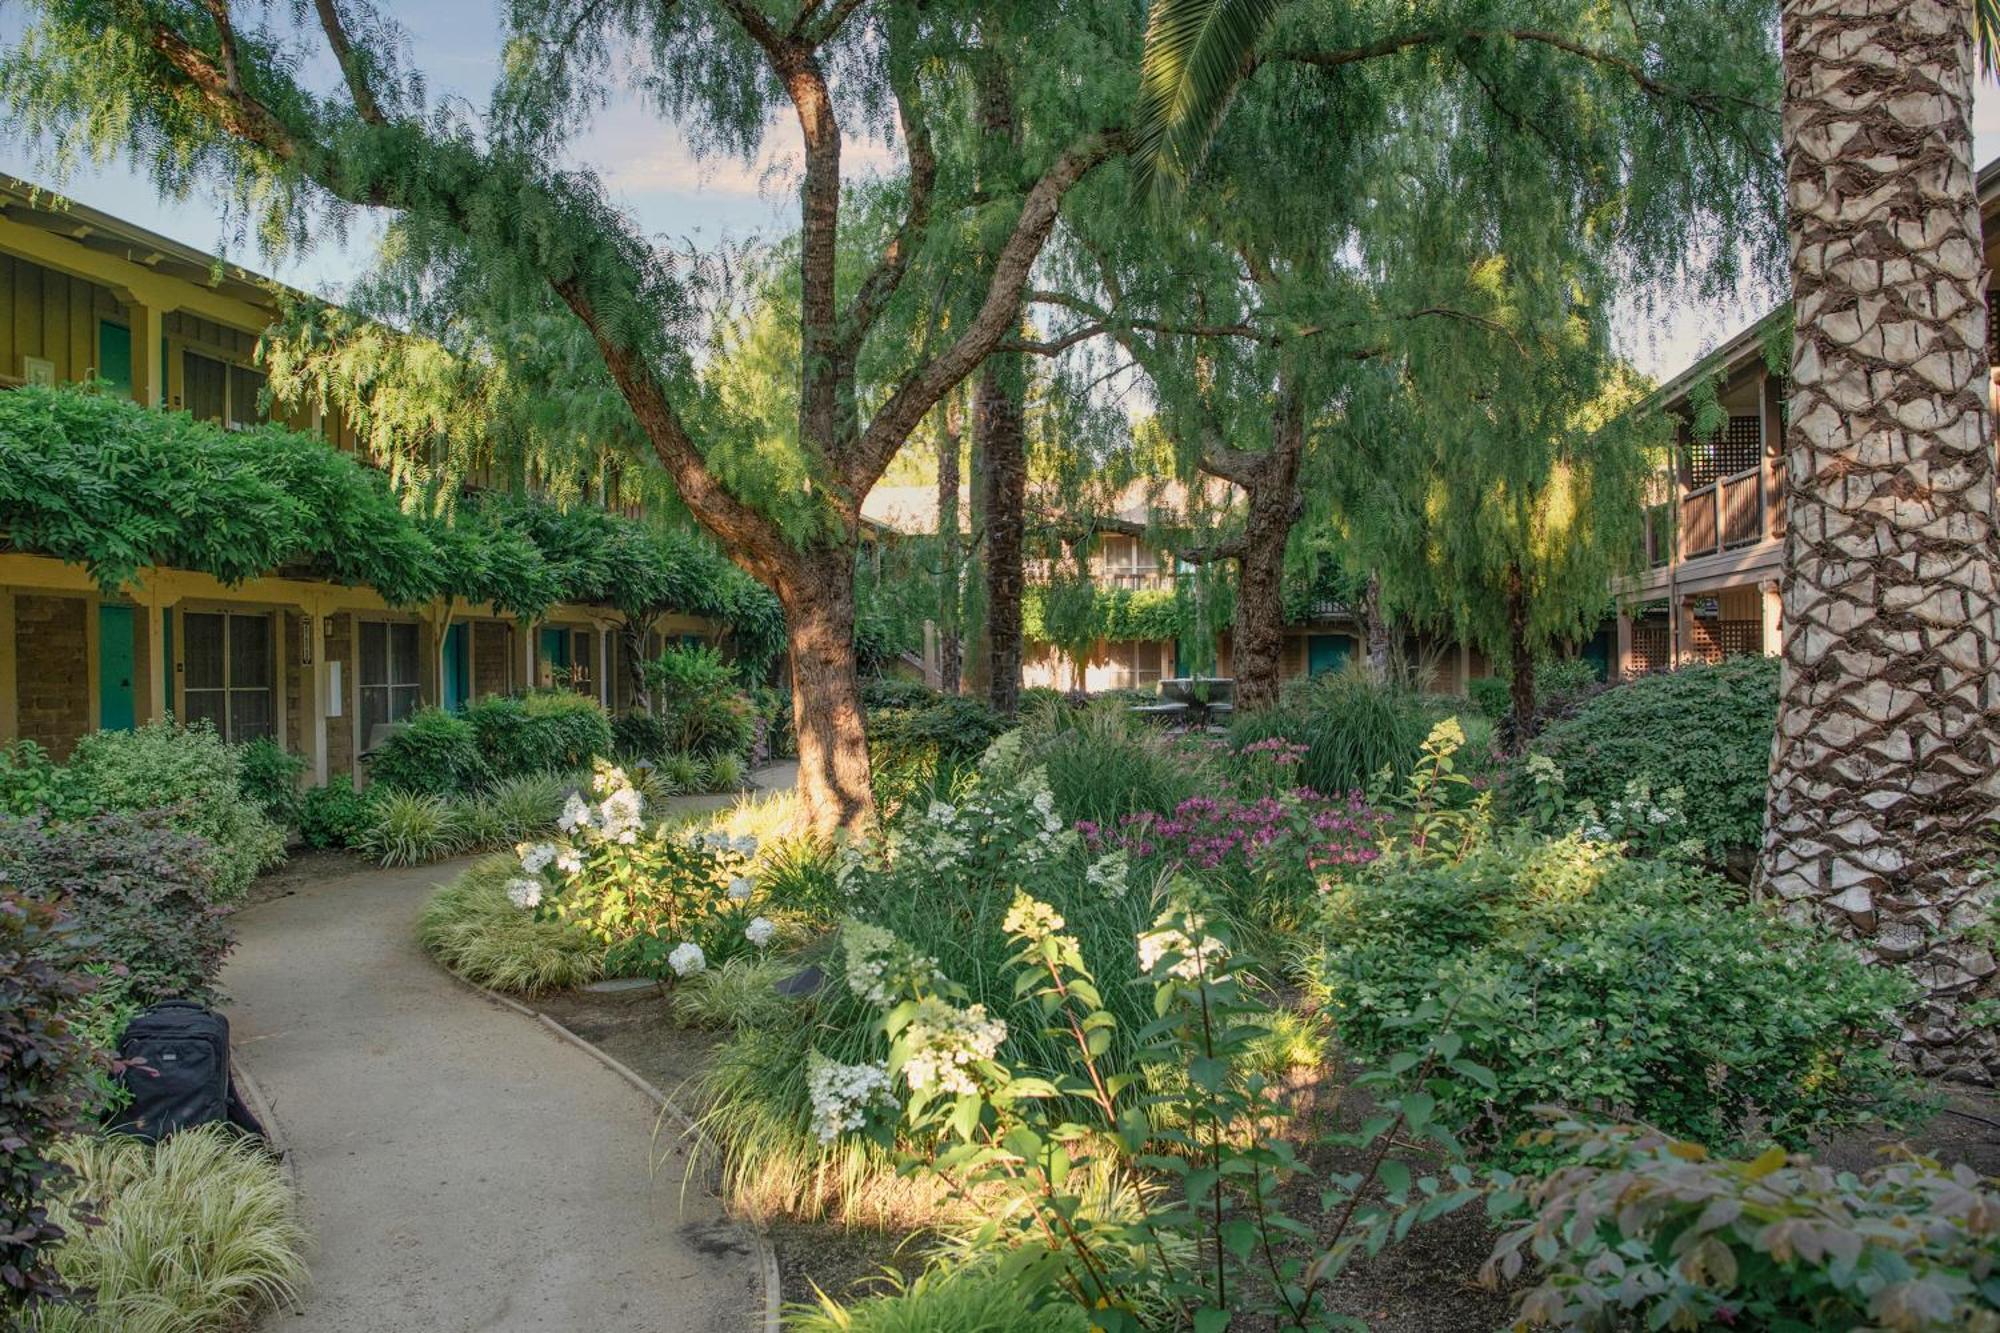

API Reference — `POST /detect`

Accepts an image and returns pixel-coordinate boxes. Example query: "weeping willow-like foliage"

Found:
[0,384,782,648]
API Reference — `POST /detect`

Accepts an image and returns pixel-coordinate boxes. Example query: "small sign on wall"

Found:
[327,660,343,717]
[21,356,54,387]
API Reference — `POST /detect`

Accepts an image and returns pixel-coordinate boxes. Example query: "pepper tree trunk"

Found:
[979,353,1027,716]
[1762,0,2000,1077]
[1226,388,1306,712]
[937,391,964,695]
[1504,561,1536,743]
[774,547,874,837]
[1361,570,1392,682]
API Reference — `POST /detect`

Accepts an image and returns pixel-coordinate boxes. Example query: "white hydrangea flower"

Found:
[702,830,730,850]
[1086,850,1130,900]
[667,941,706,977]
[505,877,543,910]
[1138,917,1230,984]
[901,998,1007,1096]
[1001,893,1065,943]
[745,916,776,948]
[590,765,631,795]
[517,842,557,875]
[599,787,645,844]
[554,846,583,876]
[727,876,755,902]
[807,1052,897,1144]
[559,792,593,833]
[926,799,958,826]
[841,920,938,1006]
[733,834,759,857]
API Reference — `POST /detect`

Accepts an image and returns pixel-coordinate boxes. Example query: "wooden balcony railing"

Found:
[1719,467,1762,548]
[1680,485,1719,559]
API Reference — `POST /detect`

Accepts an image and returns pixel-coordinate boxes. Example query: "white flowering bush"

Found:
[807,890,1481,1332]
[506,759,775,980]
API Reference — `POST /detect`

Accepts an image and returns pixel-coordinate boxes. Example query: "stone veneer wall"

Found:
[15,594,89,760]
[473,620,512,700]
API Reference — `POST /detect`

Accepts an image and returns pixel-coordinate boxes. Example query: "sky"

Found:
[4,6,1999,383]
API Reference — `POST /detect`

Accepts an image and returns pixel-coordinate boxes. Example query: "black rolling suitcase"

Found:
[111,999,265,1142]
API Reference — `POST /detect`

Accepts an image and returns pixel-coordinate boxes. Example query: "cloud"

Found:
[598,117,902,201]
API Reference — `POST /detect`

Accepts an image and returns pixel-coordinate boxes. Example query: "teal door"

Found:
[1307,634,1353,677]
[442,624,469,710]
[98,604,136,731]
[538,627,570,683]
[99,321,132,395]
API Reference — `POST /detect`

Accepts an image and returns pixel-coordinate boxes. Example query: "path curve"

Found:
[226,856,764,1332]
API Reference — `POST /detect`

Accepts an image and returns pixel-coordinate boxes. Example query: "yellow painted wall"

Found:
[0,252,125,386]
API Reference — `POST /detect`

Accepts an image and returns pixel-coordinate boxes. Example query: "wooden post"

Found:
[127,301,165,408]
[1760,579,1783,658]
[0,589,15,743]
[1676,596,1699,666]
[1615,606,1634,680]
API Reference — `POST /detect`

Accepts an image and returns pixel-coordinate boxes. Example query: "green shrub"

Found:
[295,778,377,850]
[1229,673,1435,796]
[644,645,755,759]
[0,741,88,820]
[450,795,508,850]
[866,694,1006,811]
[785,1263,1089,1333]
[0,893,106,1313]
[0,811,230,1007]
[1015,702,1200,825]
[361,790,466,866]
[1523,655,1777,863]
[1489,1118,2000,1333]
[62,722,285,900]
[1466,676,1510,719]
[610,710,670,762]
[418,855,603,993]
[1308,833,1915,1157]
[466,692,614,778]
[26,1125,307,1333]
[859,676,939,711]
[366,707,489,797]
[234,738,306,825]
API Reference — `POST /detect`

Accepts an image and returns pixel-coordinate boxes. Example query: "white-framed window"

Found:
[1102,641,1166,691]
[181,610,275,742]
[1094,536,1165,590]
[359,621,423,739]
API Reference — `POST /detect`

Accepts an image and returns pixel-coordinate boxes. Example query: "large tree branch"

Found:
[1268,28,1771,115]
[313,0,386,125]
[836,62,937,357]
[135,6,795,579]
[850,128,1127,493]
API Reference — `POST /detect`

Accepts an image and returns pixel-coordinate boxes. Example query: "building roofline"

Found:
[0,173,305,313]
[1643,154,2000,413]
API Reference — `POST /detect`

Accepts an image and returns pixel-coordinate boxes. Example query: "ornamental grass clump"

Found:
[417,855,603,994]
[25,1126,308,1333]
[504,760,777,981]
[361,790,466,866]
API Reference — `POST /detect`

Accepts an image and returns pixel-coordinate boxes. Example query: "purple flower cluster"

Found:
[1079,788,1385,881]
[1240,736,1308,766]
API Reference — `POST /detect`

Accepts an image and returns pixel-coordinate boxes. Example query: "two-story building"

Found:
[864,480,1481,695]
[0,176,719,780]
[1613,158,2000,676]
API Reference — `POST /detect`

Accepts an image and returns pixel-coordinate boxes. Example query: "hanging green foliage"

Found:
[1022,584,1198,645]
[0,385,781,651]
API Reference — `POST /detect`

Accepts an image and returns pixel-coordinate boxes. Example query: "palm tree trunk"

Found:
[1762,0,2000,1077]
